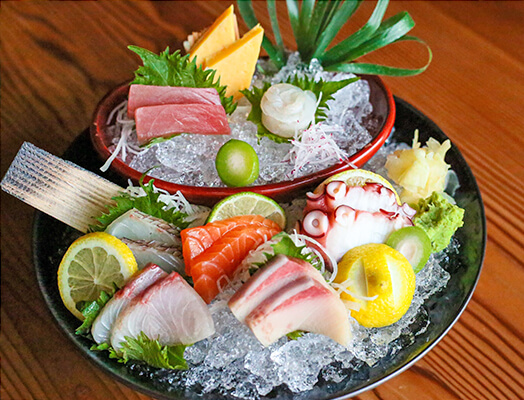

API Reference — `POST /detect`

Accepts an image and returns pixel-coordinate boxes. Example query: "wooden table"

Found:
[1,2,523,399]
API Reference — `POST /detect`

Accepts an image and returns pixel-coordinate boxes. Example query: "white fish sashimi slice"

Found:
[121,238,184,274]
[111,271,215,353]
[91,263,167,345]
[228,255,329,322]
[246,276,351,347]
[105,208,181,247]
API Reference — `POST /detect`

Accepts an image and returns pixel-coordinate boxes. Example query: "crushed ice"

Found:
[128,140,454,399]
[105,53,373,186]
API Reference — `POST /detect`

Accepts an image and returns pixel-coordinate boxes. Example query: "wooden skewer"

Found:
[1,142,124,233]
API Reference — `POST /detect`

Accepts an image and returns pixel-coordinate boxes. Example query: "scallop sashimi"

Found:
[91,263,167,345]
[111,271,215,352]
[229,255,351,347]
[105,208,180,247]
[181,215,281,276]
[191,223,281,303]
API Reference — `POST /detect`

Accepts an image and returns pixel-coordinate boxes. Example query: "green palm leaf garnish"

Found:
[236,0,431,76]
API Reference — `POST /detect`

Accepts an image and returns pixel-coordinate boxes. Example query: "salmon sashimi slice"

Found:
[181,215,281,276]
[192,224,281,303]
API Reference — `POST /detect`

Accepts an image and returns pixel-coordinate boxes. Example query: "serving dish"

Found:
[90,75,395,206]
[34,97,485,399]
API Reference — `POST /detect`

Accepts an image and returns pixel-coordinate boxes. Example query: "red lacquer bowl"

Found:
[90,75,395,206]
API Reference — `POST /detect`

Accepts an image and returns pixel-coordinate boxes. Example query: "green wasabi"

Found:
[412,192,465,252]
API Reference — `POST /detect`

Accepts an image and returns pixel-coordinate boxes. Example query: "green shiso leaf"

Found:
[286,330,304,340]
[240,75,358,143]
[76,287,116,336]
[90,176,189,232]
[92,333,188,370]
[236,0,285,68]
[264,232,322,271]
[128,45,236,114]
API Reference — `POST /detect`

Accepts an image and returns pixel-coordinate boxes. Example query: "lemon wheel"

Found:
[58,232,137,319]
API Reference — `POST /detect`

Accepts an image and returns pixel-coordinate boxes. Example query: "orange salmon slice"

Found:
[181,215,280,276]
[191,223,281,303]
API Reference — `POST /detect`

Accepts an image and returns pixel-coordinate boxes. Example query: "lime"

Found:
[58,232,138,320]
[334,243,415,328]
[207,192,286,229]
[386,226,431,273]
[315,169,400,204]
[216,139,259,187]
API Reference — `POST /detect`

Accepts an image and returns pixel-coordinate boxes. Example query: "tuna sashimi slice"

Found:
[127,85,221,118]
[135,104,230,146]
[91,263,167,345]
[181,215,281,276]
[110,271,215,352]
[228,255,329,322]
[245,276,351,347]
[191,224,281,304]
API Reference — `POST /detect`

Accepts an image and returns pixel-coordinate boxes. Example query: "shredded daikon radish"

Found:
[342,299,361,312]
[290,232,338,283]
[331,278,378,302]
[284,123,349,179]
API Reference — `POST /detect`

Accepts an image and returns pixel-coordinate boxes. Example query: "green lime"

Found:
[207,192,286,229]
[386,226,432,273]
[216,139,259,187]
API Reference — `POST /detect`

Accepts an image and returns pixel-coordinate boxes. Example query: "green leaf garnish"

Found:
[286,330,304,340]
[76,287,116,336]
[240,75,358,142]
[236,0,431,76]
[90,177,189,232]
[264,232,322,270]
[128,45,236,114]
[91,333,189,370]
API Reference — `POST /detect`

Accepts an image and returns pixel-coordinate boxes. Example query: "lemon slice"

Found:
[58,232,138,320]
[207,192,286,229]
[315,169,400,203]
[333,243,415,328]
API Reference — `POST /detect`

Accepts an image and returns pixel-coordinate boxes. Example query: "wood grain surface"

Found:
[1,1,523,399]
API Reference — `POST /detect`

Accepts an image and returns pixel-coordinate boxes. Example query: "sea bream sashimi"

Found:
[127,85,221,118]
[181,215,282,276]
[110,271,215,352]
[229,255,351,347]
[120,238,184,274]
[190,223,281,303]
[105,208,180,248]
[91,263,168,345]
[135,103,230,146]
[228,254,328,322]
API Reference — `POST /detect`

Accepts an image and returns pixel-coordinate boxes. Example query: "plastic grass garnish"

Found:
[237,0,431,76]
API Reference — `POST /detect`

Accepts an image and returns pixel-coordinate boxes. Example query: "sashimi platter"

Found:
[2,1,485,399]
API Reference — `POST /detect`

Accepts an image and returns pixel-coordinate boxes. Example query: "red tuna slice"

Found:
[181,215,281,277]
[245,276,351,347]
[91,263,168,345]
[135,104,230,146]
[110,271,215,352]
[127,85,221,118]
[228,255,330,323]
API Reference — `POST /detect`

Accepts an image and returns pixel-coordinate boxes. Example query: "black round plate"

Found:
[33,98,486,399]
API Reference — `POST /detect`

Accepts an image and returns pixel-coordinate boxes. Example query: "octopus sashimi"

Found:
[91,263,167,345]
[111,271,214,352]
